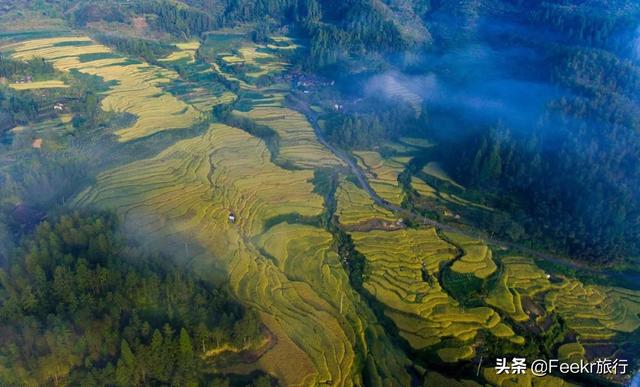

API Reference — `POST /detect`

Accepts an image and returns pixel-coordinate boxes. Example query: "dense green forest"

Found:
[428,2,640,263]
[0,213,267,386]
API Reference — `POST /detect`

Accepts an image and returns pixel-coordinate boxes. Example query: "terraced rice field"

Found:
[9,80,68,90]
[411,176,437,197]
[485,255,640,344]
[546,281,640,340]
[350,228,508,355]
[9,32,640,386]
[159,41,199,63]
[486,256,551,321]
[335,180,397,226]
[353,151,406,205]
[234,107,342,169]
[3,36,201,141]
[445,232,497,279]
[73,124,411,386]
[255,223,411,385]
[219,44,287,79]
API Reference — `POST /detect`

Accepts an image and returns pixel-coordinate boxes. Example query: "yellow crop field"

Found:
[351,228,507,354]
[411,176,436,197]
[487,256,640,342]
[9,80,68,90]
[5,36,201,142]
[218,42,288,79]
[234,107,342,169]
[353,151,406,205]
[436,346,474,362]
[255,223,411,385]
[73,124,411,385]
[545,281,640,340]
[485,273,529,322]
[496,256,552,296]
[335,179,397,226]
[159,41,199,63]
[445,232,497,279]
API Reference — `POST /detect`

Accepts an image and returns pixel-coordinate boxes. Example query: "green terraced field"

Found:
[350,228,510,355]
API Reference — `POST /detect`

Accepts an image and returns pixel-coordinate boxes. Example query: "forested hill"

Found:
[0,213,268,385]
[420,0,640,263]
[4,0,430,71]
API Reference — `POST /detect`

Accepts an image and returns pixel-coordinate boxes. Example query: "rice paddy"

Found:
[335,179,397,226]
[350,228,507,354]
[3,36,201,142]
[445,232,497,279]
[72,123,411,385]
[159,41,200,63]
[7,31,640,386]
[411,176,437,197]
[9,80,68,90]
[557,342,585,360]
[399,137,434,149]
[545,281,640,340]
[216,40,290,80]
[234,107,343,169]
[353,151,406,205]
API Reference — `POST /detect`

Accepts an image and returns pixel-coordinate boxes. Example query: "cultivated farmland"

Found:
[335,179,397,226]
[350,228,509,357]
[444,232,497,279]
[9,79,68,90]
[3,36,201,142]
[353,151,406,205]
[235,107,342,169]
[73,123,411,386]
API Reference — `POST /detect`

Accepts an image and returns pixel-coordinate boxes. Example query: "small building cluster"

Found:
[291,72,334,94]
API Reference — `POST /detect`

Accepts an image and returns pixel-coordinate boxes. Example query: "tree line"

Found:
[0,212,268,386]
